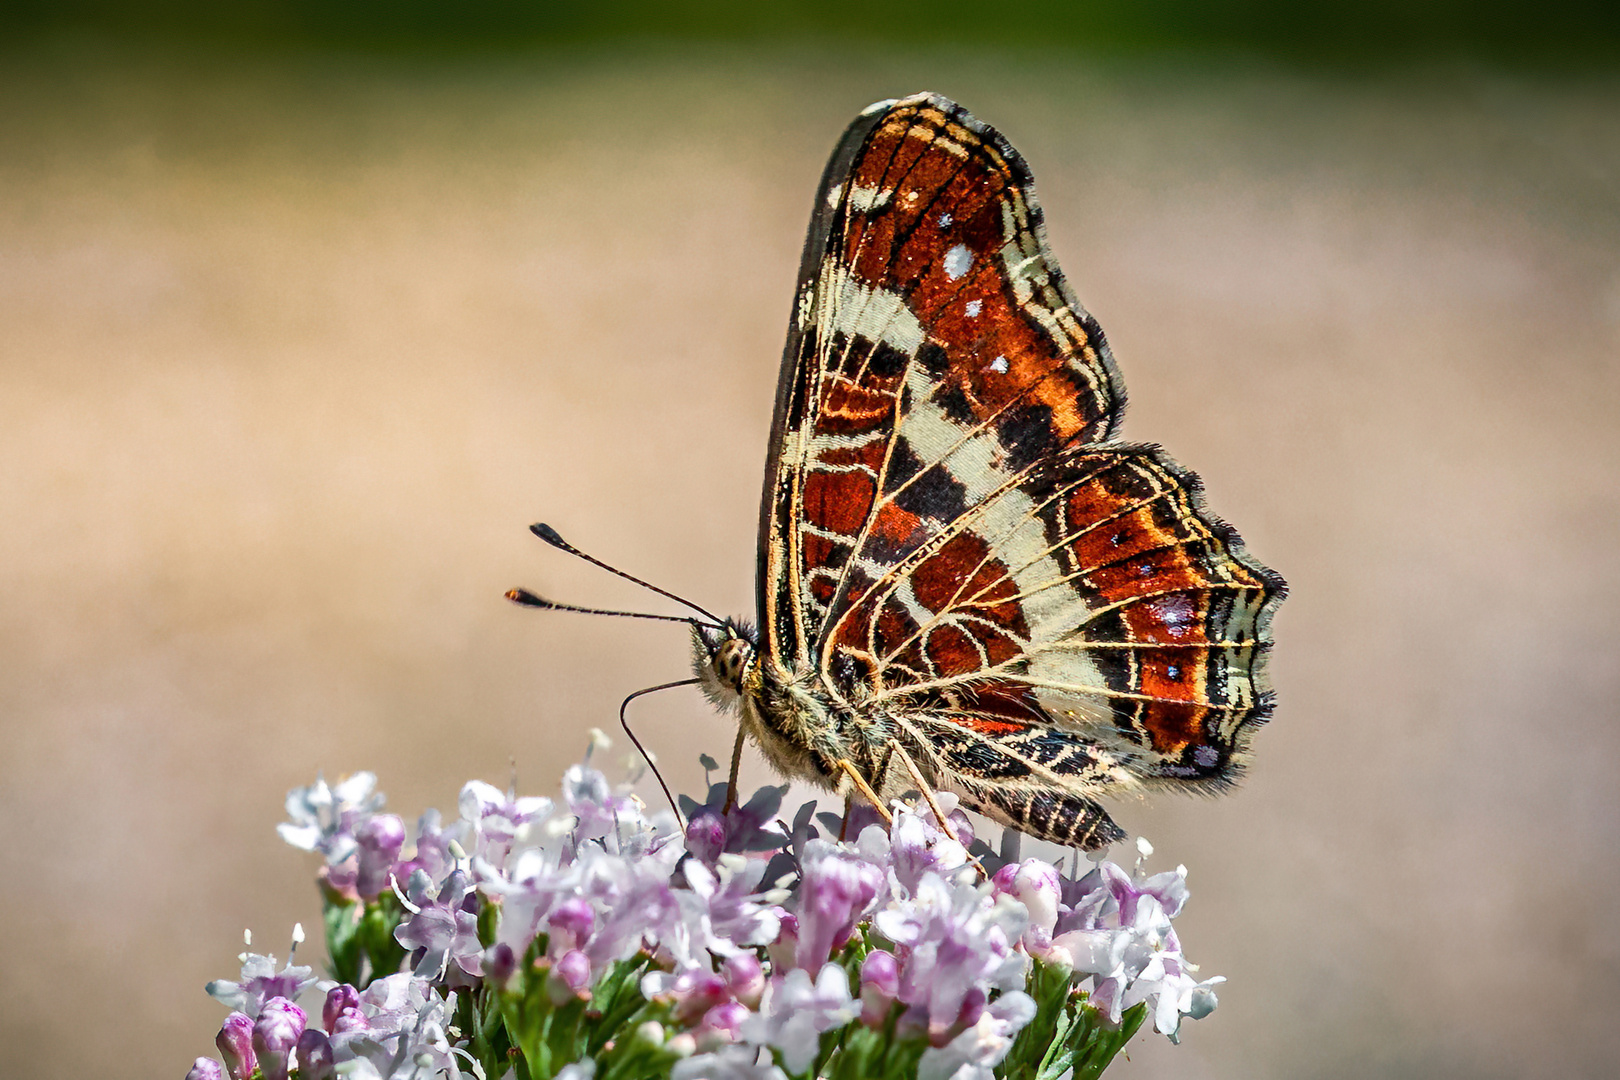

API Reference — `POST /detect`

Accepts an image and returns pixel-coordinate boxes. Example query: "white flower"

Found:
[917,991,1036,1080]
[205,951,318,1016]
[741,963,856,1074]
[670,1044,786,1080]
[278,773,383,862]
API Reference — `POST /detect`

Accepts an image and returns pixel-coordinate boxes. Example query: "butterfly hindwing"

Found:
[755,93,1284,848]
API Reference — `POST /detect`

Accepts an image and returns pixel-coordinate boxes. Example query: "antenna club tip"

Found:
[506,588,551,608]
[529,522,570,549]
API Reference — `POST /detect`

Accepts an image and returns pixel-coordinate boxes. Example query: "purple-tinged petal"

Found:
[860,948,900,1027]
[794,841,882,970]
[722,952,764,1008]
[685,811,727,866]
[395,869,484,980]
[861,949,899,997]
[354,813,406,901]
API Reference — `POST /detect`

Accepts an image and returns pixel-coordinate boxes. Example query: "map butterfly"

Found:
[519,93,1285,850]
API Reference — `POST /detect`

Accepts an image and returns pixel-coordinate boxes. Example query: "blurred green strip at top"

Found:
[3,0,1618,59]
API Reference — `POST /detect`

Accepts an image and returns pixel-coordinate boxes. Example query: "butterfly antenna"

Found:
[620,678,702,829]
[528,523,726,627]
[504,587,705,625]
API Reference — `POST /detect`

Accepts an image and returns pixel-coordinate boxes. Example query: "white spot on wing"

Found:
[938,212,953,227]
[988,355,1008,374]
[965,299,982,317]
[943,244,974,280]
[847,184,892,212]
[1150,594,1196,635]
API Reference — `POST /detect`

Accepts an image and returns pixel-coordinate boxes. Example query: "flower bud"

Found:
[321,984,360,1034]
[484,942,517,986]
[295,1027,335,1080]
[670,971,727,1024]
[765,910,798,973]
[698,1000,749,1044]
[860,948,899,997]
[214,1012,256,1080]
[721,952,764,1008]
[330,1006,370,1035]
[993,859,1062,934]
[548,897,596,950]
[185,1058,224,1080]
[549,948,592,1003]
[318,856,360,903]
[860,949,900,1028]
[252,997,307,1080]
[354,814,407,901]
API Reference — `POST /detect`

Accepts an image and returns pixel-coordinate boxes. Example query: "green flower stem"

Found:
[356,895,407,984]
[323,900,365,988]
[494,947,663,1080]
[593,1005,681,1080]
[1001,960,1148,1080]
[1068,1000,1147,1080]
[457,985,517,1080]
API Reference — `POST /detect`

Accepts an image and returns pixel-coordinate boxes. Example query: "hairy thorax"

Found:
[692,621,856,790]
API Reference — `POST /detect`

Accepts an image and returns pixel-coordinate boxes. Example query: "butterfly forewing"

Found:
[757,93,1284,848]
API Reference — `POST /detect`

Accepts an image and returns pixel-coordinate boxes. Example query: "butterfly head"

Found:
[692,618,758,707]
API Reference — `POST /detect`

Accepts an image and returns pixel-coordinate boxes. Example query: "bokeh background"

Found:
[4,4,1619,1078]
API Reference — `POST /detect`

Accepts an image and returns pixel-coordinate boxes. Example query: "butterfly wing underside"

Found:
[758,94,1284,848]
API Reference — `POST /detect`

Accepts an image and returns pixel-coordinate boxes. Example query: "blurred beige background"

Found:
[3,37,1618,1080]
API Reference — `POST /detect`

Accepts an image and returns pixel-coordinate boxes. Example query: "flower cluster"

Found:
[188,736,1225,1080]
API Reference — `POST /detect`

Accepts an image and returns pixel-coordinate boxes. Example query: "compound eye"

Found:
[715,640,749,685]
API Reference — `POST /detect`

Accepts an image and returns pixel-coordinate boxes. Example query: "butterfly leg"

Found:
[891,743,961,845]
[723,726,746,813]
[834,758,894,828]
[892,744,988,879]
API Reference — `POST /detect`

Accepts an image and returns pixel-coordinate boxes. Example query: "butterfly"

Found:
[518,93,1284,851]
